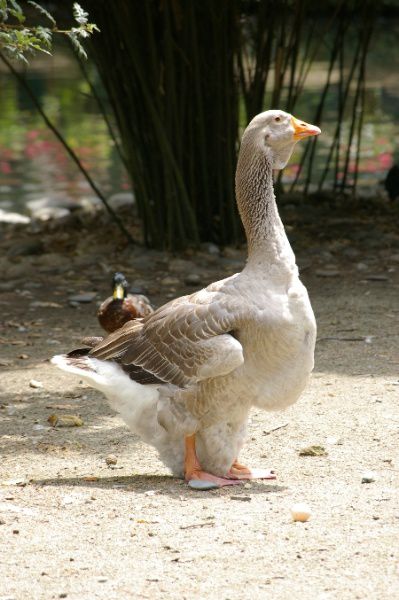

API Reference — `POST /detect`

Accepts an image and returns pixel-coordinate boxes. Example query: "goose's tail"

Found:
[51,350,195,477]
[51,350,161,435]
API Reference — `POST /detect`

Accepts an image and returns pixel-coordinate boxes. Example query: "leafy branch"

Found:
[0,1,98,62]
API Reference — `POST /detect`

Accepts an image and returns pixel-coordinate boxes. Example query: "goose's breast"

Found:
[237,285,317,409]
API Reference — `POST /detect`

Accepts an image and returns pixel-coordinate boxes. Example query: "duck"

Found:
[97,272,154,333]
[52,110,320,490]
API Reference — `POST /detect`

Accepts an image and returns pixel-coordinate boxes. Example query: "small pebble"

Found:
[201,242,220,255]
[364,275,389,282]
[184,273,202,286]
[29,379,43,389]
[68,292,97,303]
[32,424,48,432]
[326,436,339,445]
[47,414,83,428]
[356,262,368,271]
[315,269,340,278]
[188,480,219,491]
[161,276,180,287]
[105,454,118,466]
[230,495,251,502]
[290,502,311,522]
[361,471,377,484]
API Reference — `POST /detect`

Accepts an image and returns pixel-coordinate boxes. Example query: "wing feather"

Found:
[90,286,245,386]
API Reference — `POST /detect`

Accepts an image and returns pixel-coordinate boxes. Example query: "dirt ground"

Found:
[1,198,399,600]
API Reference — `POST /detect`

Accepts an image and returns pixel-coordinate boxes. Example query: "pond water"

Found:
[0,21,398,220]
[0,45,130,218]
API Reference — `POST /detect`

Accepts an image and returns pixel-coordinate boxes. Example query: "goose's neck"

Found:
[235,146,296,273]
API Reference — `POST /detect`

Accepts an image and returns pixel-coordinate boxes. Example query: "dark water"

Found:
[0,22,398,218]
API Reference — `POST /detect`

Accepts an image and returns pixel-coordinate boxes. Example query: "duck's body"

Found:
[98,272,153,333]
[52,110,319,488]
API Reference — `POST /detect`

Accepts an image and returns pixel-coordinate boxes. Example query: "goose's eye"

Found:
[275,116,281,123]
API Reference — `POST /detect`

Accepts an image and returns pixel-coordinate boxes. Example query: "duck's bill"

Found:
[291,116,321,140]
[113,284,125,300]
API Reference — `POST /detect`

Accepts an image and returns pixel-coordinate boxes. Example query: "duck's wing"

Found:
[89,288,245,387]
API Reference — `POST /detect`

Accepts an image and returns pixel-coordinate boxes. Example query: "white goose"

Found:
[52,110,320,490]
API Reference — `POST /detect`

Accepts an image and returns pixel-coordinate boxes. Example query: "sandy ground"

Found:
[0,199,399,600]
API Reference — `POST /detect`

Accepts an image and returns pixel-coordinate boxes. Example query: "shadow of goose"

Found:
[33,474,287,497]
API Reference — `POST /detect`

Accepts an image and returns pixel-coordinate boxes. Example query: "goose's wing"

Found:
[89,287,245,387]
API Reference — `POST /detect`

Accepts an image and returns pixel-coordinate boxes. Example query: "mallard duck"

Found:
[97,272,153,333]
[52,110,320,490]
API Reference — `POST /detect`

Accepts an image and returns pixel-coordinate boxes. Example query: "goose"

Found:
[52,110,320,490]
[97,272,154,333]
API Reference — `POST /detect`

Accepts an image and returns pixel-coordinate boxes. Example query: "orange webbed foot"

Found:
[184,434,243,490]
[227,460,276,480]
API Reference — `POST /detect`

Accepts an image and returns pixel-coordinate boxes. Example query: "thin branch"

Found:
[72,43,130,173]
[352,74,366,197]
[340,13,374,194]
[0,49,137,245]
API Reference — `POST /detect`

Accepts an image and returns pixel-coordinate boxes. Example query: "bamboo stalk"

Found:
[318,13,362,192]
[302,21,342,194]
[340,10,374,193]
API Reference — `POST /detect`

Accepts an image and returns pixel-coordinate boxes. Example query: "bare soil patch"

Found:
[1,198,398,599]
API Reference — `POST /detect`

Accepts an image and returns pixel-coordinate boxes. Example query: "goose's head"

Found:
[243,109,321,170]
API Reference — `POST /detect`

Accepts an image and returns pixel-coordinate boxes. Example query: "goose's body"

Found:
[52,110,320,488]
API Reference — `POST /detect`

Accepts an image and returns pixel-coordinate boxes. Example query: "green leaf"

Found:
[35,25,52,48]
[9,0,22,11]
[27,1,56,26]
[72,2,88,25]
[0,31,11,44]
[16,51,28,63]
[29,42,51,54]
[76,27,89,39]
[8,8,25,23]
[0,0,8,22]
[67,31,87,59]
[85,23,100,34]
[4,44,29,63]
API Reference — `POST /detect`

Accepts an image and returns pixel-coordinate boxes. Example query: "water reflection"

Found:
[0,22,398,218]
[0,45,129,216]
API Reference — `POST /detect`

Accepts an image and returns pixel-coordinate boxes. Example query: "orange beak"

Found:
[291,116,321,141]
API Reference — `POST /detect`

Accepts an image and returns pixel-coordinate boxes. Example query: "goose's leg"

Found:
[184,434,242,490]
[227,460,276,480]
